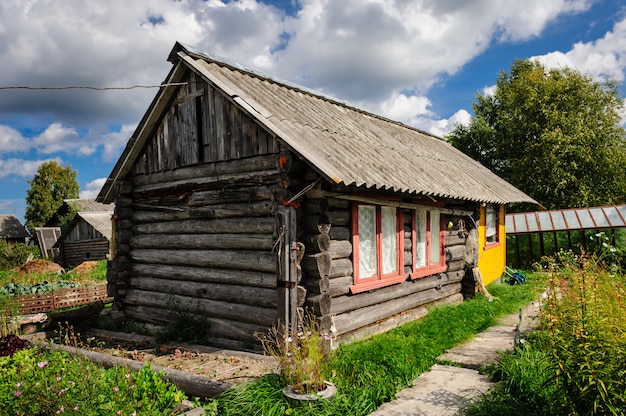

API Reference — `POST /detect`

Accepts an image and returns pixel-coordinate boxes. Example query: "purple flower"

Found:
[38,361,48,368]
[14,391,22,397]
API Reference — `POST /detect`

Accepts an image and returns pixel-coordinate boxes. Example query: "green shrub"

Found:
[0,241,40,271]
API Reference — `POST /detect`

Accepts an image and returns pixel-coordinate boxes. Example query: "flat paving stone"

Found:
[367,299,542,416]
[368,364,492,416]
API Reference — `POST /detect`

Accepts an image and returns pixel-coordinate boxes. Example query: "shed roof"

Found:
[0,215,29,239]
[506,205,626,234]
[98,42,535,206]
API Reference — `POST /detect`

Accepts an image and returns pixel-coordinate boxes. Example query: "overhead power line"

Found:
[0,82,188,91]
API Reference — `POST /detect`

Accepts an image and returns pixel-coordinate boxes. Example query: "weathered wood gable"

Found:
[133,70,278,176]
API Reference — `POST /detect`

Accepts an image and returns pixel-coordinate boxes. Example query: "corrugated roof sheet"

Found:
[78,212,113,240]
[506,205,626,234]
[64,199,113,212]
[98,42,536,206]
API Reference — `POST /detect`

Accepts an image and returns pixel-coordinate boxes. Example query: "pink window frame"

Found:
[350,203,406,294]
[409,209,447,279]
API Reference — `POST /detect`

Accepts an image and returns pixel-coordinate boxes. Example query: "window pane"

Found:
[415,209,426,268]
[381,206,397,274]
[430,211,440,265]
[486,204,498,243]
[358,205,377,278]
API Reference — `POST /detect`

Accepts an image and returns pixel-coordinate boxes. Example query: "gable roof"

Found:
[98,42,535,206]
[54,212,113,246]
[45,198,114,227]
[0,215,29,239]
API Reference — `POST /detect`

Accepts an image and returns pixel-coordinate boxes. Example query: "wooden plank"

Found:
[129,277,277,308]
[330,272,463,315]
[130,248,277,273]
[124,289,276,326]
[132,217,275,234]
[129,263,277,289]
[332,283,461,336]
[130,233,274,250]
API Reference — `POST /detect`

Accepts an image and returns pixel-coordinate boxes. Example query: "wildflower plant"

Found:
[257,309,333,394]
[0,346,187,415]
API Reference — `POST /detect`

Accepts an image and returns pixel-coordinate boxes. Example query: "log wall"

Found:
[108,69,288,351]
[60,239,110,268]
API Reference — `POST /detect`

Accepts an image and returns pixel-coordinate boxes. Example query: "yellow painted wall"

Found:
[477,204,506,285]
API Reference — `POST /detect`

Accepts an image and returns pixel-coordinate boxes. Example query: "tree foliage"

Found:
[447,59,626,210]
[24,161,79,235]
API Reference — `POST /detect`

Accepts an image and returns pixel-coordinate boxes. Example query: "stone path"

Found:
[367,298,541,416]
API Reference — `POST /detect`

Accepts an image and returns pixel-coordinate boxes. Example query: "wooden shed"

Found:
[0,215,29,245]
[97,42,535,351]
[47,199,114,268]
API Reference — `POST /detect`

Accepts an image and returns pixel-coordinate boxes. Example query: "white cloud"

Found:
[32,123,87,155]
[100,124,136,162]
[0,157,62,179]
[0,0,607,183]
[411,109,472,137]
[532,15,626,82]
[0,125,30,152]
[378,92,433,124]
[80,177,107,199]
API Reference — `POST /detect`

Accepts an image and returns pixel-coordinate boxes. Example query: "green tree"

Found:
[24,161,79,234]
[447,59,626,210]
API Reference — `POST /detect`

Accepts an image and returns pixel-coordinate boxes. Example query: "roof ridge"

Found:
[173,42,445,143]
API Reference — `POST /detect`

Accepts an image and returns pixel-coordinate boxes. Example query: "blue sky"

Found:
[1,0,625,226]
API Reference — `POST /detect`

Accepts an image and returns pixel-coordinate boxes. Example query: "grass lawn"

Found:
[213,274,543,416]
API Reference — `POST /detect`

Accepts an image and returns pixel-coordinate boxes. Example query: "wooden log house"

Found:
[97,42,536,351]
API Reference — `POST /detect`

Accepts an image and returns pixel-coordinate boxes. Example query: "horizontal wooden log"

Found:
[132,154,278,187]
[124,289,276,326]
[130,248,277,273]
[445,233,467,246]
[133,217,275,234]
[130,263,277,289]
[304,292,331,316]
[39,342,231,398]
[305,238,352,259]
[446,259,465,272]
[132,200,275,221]
[300,211,350,233]
[123,304,270,345]
[331,272,463,315]
[336,293,464,344]
[129,277,277,308]
[130,233,274,250]
[446,245,467,262]
[302,257,353,279]
[189,186,274,206]
[134,170,281,197]
[304,276,352,297]
[332,282,461,336]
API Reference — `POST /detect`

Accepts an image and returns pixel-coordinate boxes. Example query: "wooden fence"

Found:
[13,284,112,315]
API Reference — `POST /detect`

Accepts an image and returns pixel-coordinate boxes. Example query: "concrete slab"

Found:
[368,364,492,416]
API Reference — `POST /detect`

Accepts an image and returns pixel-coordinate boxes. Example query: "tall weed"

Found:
[543,256,626,415]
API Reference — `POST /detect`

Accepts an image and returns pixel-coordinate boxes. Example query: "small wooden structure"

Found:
[45,199,114,268]
[0,215,29,244]
[96,42,535,351]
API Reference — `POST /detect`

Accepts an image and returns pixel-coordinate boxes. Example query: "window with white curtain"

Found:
[485,204,499,244]
[352,201,447,292]
[411,208,446,279]
[352,203,404,292]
